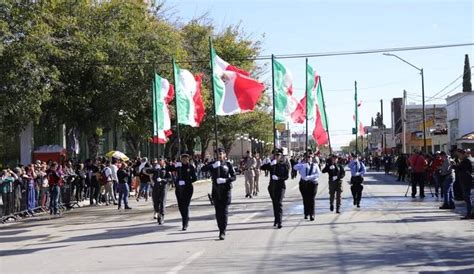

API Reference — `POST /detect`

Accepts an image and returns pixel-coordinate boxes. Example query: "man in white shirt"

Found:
[110,159,119,200]
[293,150,321,221]
[104,161,117,206]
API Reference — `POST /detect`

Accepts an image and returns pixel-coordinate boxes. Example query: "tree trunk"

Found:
[124,132,140,157]
[200,137,210,160]
[87,133,100,158]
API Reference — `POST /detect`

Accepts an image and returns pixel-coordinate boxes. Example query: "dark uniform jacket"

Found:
[168,163,197,187]
[322,163,346,183]
[260,161,290,186]
[455,158,473,186]
[201,160,236,188]
[146,166,172,186]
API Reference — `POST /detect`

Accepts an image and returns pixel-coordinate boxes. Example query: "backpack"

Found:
[100,168,110,185]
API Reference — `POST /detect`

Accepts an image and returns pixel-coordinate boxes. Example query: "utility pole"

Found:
[403,90,407,154]
[380,99,385,155]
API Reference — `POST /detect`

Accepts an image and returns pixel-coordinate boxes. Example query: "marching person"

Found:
[293,149,321,221]
[242,151,256,198]
[454,148,473,219]
[169,152,197,231]
[145,157,172,224]
[322,155,346,213]
[260,148,289,229]
[348,153,366,208]
[201,148,236,240]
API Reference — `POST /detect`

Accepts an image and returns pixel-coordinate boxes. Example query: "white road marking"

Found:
[239,212,260,223]
[167,251,204,274]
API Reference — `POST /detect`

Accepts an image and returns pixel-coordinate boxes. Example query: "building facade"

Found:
[446,91,474,149]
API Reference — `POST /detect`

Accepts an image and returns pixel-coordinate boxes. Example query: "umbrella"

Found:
[106,150,129,161]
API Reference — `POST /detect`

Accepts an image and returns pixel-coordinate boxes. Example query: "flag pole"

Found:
[172,58,181,157]
[354,81,358,155]
[153,68,160,157]
[319,76,332,154]
[305,58,308,151]
[271,54,276,151]
[209,37,219,156]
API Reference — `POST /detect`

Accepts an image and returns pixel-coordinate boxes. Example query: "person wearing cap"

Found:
[201,148,236,240]
[293,150,321,221]
[408,150,428,199]
[322,154,346,213]
[144,157,172,224]
[454,148,473,219]
[242,150,257,198]
[260,148,289,228]
[168,152,197,231]
[348,153,366,208]
[438,151,456,209]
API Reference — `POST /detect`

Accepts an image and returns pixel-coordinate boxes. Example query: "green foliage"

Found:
[0,1,268,159]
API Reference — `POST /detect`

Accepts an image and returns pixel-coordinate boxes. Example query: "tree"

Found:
[463,54,472,92]
[374,112,384,128]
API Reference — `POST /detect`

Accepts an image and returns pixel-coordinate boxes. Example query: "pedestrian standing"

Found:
[24,165,37,214]
[103,161,117,206]
[438,151,455,209]
[242,151,256,198]
[260,148,289,228]
[396,154,409,182]
[454,148,473,219]
[137,162,151,202]
[348,154,366,208]
[1,170,16,216]
[47,162,62,215]
[169,153,197,231]
[293,150,320,221]
[254,153,262,196]
[201,148,236,240]
[430,152,444,198]
[146,157,172,224]
[408,151,428,199]
[322,155,346,213]
[117,162,132,210]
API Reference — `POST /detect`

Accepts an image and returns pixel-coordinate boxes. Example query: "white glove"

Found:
[178,180,185,186]
[271,160,277,166]
[329,165,335,170]
[332,176,338,181]
[355,172,360,176]
[272,175,279,180]
[175,162,182,168]
[212,161,221,168]
[216,178,227,184]
[156,177,162,182]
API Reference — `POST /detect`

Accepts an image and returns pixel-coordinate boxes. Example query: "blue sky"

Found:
[166,0,474,148]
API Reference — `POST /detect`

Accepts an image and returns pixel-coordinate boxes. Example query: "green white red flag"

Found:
[273,59,300,123]
[312,76,329,145]
[151,73,174,144]
[174,63,205,127]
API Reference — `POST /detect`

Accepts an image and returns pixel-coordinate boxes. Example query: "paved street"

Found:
[1,171,473,273]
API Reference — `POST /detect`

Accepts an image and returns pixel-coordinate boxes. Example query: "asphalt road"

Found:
[1,170,473,273]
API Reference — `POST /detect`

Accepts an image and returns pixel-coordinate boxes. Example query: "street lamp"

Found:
[383,53,427,153]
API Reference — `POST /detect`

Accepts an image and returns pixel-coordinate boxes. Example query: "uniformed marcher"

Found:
[168,152,197,230]
[145,157,172,224]
[348,153,366,208]
[260,148,289,228]
[293,149,321,221]
[322,155,346,213]
[201,148,236,240]
[242,151,256,198]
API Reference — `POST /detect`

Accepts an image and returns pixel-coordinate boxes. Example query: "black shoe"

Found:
[336,209,340,214]
[182,226,188,231]
[117,206,121,210]
[353,200,356,205]
[277,223,282,229]
[158,215,163,225]
[411,194,416,198]
[439,205,455,210]
[330,205,334,212]
[461,215,472,220]
[273,221,277,227]
[249,195,253,199]
[125,206,132,210]
[420,195,425,199]
[310,215,315,221]
[357,204,360,208]
[304,215,308,220]
[219,232,226,240]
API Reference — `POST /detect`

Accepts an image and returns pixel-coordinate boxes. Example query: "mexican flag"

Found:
[151,73,174,144]
[273,59,300,123]
[211,47,265,115]
[312,76,329,145]
[173,62,205,127]
[291,64,318,123]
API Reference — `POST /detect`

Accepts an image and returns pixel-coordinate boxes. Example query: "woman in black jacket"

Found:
[260,148,289,229]
[322,155,346,213]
